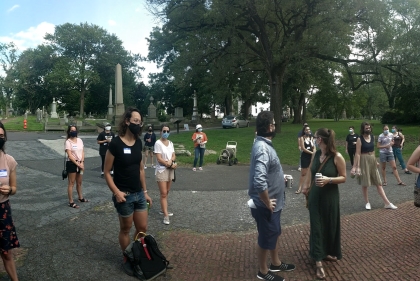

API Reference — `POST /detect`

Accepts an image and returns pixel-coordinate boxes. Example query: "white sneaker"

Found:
[152,165,156,168]
[385,203,397,209]
[110,171,114,175]
[159,211,173,216]
[298,167,301,171]
[163,216,170,225]
[365,203,371,210]
[144,166,147,169]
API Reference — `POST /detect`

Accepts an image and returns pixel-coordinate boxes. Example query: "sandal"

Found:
[68,202,79,208]
[324,255,337,262]
[295,189,301,194]
[78,198,90,202]
[398,182,406,186]
[316,265,326,280]
[382,182,387,186]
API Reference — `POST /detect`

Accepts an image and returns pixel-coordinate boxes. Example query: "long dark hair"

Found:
[66,125,77,139]
[118,107,143,137]
[0,122,8,152]
[360,122,372,135]
[316,128,337,156]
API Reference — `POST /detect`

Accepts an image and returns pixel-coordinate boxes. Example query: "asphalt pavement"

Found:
[1,131,418,281]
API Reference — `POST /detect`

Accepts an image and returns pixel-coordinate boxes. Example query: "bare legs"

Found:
[118,211,148,251]
[1,251,18,281]
[362,185,391,205]
[297,168,308,193]
[256,236,282,275]
[381,160,403,184]
[157,181,172,217]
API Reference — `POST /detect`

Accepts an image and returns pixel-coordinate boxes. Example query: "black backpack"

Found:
[128,233,170,280]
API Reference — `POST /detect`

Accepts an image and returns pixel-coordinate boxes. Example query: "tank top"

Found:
[303,136,314,152]
[393,133,402,148]
[360,134,374,153]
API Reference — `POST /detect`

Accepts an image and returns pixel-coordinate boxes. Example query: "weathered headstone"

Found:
[51,98,58,118]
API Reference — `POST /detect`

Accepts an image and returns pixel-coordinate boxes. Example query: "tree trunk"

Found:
[269,73,283,132]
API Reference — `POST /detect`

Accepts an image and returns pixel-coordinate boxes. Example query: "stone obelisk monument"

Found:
[114,64,125,116]
[107,85,114,120]
[192,90,198,122]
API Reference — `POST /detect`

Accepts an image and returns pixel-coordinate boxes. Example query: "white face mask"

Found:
[105,126,111,131]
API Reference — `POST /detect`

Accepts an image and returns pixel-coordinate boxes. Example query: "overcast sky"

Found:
[0,0,160,84]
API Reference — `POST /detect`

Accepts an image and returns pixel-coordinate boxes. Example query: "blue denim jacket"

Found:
[248,136,285,212]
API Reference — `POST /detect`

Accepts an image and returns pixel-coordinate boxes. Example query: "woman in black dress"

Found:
[302,128,346,280]
[296,126,315,194]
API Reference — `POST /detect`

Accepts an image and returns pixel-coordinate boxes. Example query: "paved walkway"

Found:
[1,132,419,281]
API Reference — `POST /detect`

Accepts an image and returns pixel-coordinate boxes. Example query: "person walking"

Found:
[104,107,152,276]
[391,125,411,174]
[302,128,346,280]
[248,111,295,281]
[65,125,88,208]
[97,123,115,178]
[351,122,397,210]
[345,126,358,166]
[0,122,20,281]
[143,125,157,169]
[377,124,406,186]
[296,125,315,194]
[154,125,176,225]
[192,124,207,171]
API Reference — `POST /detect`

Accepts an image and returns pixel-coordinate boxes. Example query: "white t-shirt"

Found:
[154,139,175,174]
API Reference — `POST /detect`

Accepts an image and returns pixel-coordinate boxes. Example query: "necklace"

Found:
[320,154,326,162]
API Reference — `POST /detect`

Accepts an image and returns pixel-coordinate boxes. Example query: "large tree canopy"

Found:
[146,0,420,126]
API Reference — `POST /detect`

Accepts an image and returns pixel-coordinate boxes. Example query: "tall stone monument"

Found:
[192,90,198,122]
[114,64,125,116]
[147,96,159,126]
[107,84,114,120]
[51,98,58,118]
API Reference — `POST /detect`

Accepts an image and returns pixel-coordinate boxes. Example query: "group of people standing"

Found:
[250,117,415,281]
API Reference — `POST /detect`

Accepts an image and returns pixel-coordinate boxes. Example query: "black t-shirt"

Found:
[143,132,156,147]
[345,133,359,149]
[108,136,143,193]
[97,131,115,155]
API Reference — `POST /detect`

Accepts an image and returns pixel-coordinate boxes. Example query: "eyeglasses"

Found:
[162,130,170,133]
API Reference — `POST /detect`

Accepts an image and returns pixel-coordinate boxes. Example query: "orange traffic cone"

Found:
[24,119,27,129]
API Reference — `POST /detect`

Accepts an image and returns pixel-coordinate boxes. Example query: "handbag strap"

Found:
[310,154,331,188]
[63,150,67,169]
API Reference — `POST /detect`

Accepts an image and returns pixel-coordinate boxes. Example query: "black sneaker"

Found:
[269,262,296,272]
[122,256,134,276]
[257,271,285,281]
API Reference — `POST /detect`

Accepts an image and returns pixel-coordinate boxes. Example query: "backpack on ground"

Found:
[125,232,170,280]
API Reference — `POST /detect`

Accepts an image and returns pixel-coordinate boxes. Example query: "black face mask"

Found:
[365,129,371,134]
[148,130,152,132]
[0,138,5,150]
[128,123,141,135]
[69,131,77,138]
[259,131,276,139]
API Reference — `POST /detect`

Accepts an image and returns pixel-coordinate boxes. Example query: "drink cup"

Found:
[315,173,322,186]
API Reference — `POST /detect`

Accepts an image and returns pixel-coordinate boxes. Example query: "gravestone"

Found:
[146,96,159,127]
[192,90,198,122]
[114,64,125,117]
[50,98,58,118]
[36,108,42,122]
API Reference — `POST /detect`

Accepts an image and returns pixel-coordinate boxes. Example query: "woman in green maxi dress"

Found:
[302,128,347,280]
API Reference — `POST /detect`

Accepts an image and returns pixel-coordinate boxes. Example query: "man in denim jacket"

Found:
[248,111,295,281]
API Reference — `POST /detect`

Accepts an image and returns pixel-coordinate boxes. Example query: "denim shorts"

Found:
[112,191,147,217]
[251,206,282,250]
[380,151,394,163]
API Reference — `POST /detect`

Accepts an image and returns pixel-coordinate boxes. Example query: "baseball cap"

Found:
[196,124,202,129]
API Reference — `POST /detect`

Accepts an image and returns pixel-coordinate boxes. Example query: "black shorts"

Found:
[66,161,80,174]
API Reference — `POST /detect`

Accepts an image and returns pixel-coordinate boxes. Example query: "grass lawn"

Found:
[170,119,420,166]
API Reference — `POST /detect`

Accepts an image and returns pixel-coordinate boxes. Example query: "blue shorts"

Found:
[380,151,394,163]
[112,191,147,217]
[251,206,282,250]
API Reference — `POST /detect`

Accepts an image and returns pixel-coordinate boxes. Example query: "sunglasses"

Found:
[162,130,170,133]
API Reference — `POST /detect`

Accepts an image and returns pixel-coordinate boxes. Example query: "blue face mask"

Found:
[162,132,170,139]
[391,129,396,133]
[384,130,389,135]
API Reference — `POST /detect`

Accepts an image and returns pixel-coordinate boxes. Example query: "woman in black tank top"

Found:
[391,125,411,174]
[351,122,397,210]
